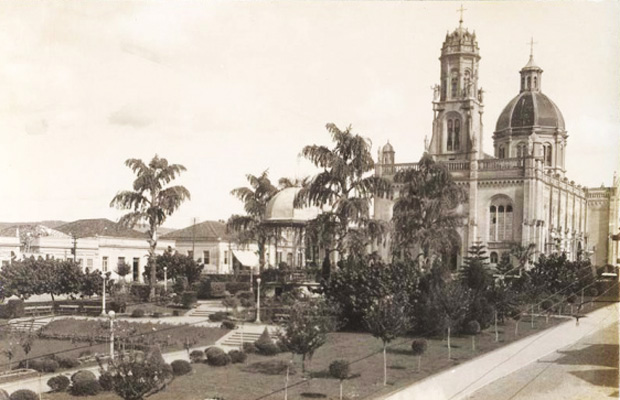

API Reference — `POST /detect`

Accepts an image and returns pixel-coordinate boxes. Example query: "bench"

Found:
[23,305,53,316]
[273,313,290,324]
[82,305,102,315]
[58,305,80,314]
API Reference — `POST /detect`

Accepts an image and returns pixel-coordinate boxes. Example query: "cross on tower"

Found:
[528,37,538,57]
[457,4,467,25]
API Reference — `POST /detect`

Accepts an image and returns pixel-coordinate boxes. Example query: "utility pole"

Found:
[71,233,78,263]
[191,217,196,259]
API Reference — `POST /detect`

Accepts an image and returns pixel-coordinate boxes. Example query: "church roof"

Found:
[495,91,565,133]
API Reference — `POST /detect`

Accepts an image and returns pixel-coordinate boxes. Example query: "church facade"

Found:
[374,19,619,269]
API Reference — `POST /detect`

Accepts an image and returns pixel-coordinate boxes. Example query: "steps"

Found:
[188,309,216,318]
[8,319,48,333]
[219,331,263,347]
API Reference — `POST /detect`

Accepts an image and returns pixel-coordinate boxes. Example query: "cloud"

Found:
[108,106,153,128]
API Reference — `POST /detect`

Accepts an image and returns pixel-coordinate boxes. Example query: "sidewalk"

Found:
[379,301,619,400]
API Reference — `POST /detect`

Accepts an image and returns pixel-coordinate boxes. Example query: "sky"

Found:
[0,0,618,230]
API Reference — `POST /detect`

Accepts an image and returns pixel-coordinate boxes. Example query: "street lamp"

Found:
[256,277,261,323]
[101,273,107,316]
[163,266,168,292]
[108,311,116,361]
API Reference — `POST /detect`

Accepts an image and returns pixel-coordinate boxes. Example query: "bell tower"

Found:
[428,8,485,161]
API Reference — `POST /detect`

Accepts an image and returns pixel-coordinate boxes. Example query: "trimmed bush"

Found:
[208,311,229,322]
[541,300,554,312]
[205,347,231,367]
[243,360,296,376]
[172,310,181,317]
[221,320,236,330]
[236,290,254,300]
[130,284,151,302]
[210,282,227,298]
[98,371,114,391]
[225,282,251,295]
[171,360,192,376]
[57,356,80,369]
[228,350,247,364]
[465,320,481,335]
[47,375,71,392]
[109,300,127,313]
[9,390,38,400]
[0,389,8,400]
[181,291,197,309]
[78,350,92,358]
[29,358,59,373]
[329,359,350,380]
[70,380,102,396]
[243,342,257,354]
[410,339,428,356]
[131,308,145,318]
[71,370,97,384]
[189,349,204,363]
[5,300,25,319]
[255,328,278,356]
[586,287,599,297]
[276,340,290,353]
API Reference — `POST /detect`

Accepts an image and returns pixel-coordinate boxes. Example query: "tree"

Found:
[19,329,35,369]
[110,155,190,301]
[410,339,427,372]
[392,153,466,264]
[278,299,337,373]
[295,123,392,260]
[80,268,105,297]
[329,360,350,400]
[460,242,492,295]
[104,346,173,400]
[432,280,471,360]
[363,295,410,386]
[228,171,278,273]
[143,247,203,287]
[116,261,131,281]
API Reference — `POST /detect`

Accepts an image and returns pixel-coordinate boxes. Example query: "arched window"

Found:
[517,143,527,158]
[451,70,459,98]
[533,76,538,89]
[527,76,531,90]
[521,76,525,91]
[489,199,514,242]
[447,119,453,151]
[454,119,460,150]
[498,145,505,159]
[490,252,498,264]
[543,144,552,166]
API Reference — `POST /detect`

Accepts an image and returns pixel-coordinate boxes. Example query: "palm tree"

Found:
[392,153,466,266]
[228,171,278,273]
[295,123,392,260]
[110,155,190,300]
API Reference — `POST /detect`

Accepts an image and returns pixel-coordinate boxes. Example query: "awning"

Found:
[232,250,259,268]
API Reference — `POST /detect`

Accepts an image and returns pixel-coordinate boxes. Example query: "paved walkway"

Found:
[379,302,619,400]
[467,320,619,400]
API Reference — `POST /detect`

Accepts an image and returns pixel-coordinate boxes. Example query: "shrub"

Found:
[243,342,257,354]
[586,287,599,297]
[130,284,151,302]
[5,300,25,319]
[131,308,145,318]
[221,320,236,330]
[189,350,204,363]
[209,311,229,322]
[255,328,278,356]
[78,350,92,358]
[29,358,59,373]
[47,375,71,392]
[70,380,102,396]
[243,360,296,376]
[181,291,197,309]
[205,347,230,367]
[0,389,8,400]
[222,295,239,311]
[329,359,350,380]
[228,350,247,364]
[110,300,127,313]
[541,299,554,312]
[57,356,80,369]
[465,320,481,335]
[196,279,212,299]
[8,389,38,400]
[172,310,181,316]
[152,312,162,318]
[411,339,428,356]
[210,282,227,298]
[240,297,255,308]
[225,282,251,294]
[236,290,254,300]
[171,360,192,376]
[98,371,114,391]
[276,340,290,353]
[71,370,97,384]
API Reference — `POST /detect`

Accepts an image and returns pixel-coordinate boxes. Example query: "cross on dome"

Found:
[457,4,467,26]
[528,37,538,57]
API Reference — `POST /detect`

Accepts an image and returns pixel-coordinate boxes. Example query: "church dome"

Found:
[382,142,394,153]
[495,91,565,133]
[264,187,320,225]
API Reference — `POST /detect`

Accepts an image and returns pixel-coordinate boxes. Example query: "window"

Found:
[521,76,525,91]
[454,119,460,150]
[526,76,531,90]
[447,120,453,151]
[286,252,293,266]
[517,143,527,158]
[498,145,505,159]
[87,259,93,268]
[490,252,498,264]
[533,76,537,89]
[224,251,229,264]
[451,77,458,98]
[102,256,108,272]
[489,200,514,241]
[544,144,552,166]
[203,251,210,264]
[277,251,283,264]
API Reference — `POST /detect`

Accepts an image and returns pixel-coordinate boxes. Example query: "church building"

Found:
[374,17,619,269]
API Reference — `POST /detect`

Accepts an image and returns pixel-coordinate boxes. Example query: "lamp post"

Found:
[163,266,168,292]
[108,311,116,361]
[256,277,261,323]
[101,274,107,316]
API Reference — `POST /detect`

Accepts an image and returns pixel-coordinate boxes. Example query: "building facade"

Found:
[375,19,619,269]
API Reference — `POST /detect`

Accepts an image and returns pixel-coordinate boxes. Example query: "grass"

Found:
[124,303,180,316]
[39,314,569,400]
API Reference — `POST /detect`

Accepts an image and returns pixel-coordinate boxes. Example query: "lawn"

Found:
[40,314,569,400]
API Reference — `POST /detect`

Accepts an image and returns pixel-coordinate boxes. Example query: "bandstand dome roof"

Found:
[264,187,320,225]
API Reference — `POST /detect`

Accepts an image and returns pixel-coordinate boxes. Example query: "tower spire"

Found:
[528,37,538,59]
[457,4,467,28]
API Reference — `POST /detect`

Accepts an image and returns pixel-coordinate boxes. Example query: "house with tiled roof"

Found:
[163,220,257,274]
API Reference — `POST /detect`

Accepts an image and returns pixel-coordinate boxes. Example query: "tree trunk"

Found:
[530,305,534,328]
[339,381,343,400]
[494,310,498,342]
[302,354,306,374]
[447,326,451,360]
[545,313,549,325]
[417,355,421,372]
[149,230,158,301]
[471,335,475,352]
[258,240,265,274]
[514,320,519,336]
[383,344,387,386]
